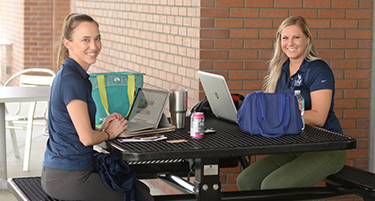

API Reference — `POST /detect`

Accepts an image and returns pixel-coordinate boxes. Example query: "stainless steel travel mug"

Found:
[169,89,188,129]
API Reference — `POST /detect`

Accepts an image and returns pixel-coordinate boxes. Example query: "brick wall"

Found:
[70,1,373,199]
[49,0,375,199]
[0,0,373,200]
[52,0,72,71]
[0,0,25,84]
[198,0,374,198]
[0,0,69,85]
[71,0,202,110]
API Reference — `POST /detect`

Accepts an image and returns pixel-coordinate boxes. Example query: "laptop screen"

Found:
[198,71,238,123]
[127,88,169,126]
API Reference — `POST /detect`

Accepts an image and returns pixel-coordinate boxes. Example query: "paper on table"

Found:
[119,125,176,138]
[117,135,167,143]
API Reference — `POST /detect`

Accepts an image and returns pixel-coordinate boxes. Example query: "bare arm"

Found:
[304,89,332,127]
[67,99,128,146]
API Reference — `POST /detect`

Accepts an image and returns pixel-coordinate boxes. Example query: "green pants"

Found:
[236,150,346,190]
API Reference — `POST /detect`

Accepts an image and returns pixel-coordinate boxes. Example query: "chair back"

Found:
[4,68,55,87]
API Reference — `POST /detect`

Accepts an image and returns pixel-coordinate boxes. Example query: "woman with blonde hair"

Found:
[237,16,346,190]
[42,13,153,201]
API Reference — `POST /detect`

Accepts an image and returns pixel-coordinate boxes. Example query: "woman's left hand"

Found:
[100,112,123,130]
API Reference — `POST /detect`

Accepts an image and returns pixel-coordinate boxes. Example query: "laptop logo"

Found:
[215,92,219,99]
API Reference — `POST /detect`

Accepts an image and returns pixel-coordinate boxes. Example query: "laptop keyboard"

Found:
[126,121,151,131]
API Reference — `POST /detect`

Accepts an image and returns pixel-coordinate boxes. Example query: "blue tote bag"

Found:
[89,72,143,126]
[237,91,303,138]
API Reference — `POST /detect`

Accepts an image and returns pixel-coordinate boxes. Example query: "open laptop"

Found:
[123,88,170,133]
[198,71,238,123]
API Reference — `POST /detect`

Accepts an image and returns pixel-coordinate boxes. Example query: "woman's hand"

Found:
[105,116,128,139]
[67,100,128,146]
[100,112,123,130]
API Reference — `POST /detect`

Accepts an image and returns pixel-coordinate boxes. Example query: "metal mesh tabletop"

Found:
[106,117,356,161]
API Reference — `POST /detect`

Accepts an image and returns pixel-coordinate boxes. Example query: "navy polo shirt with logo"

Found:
[276,59,342,133]
[43,58,97,171]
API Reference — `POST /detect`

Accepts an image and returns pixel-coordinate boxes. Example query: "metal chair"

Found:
[4,68,55,171]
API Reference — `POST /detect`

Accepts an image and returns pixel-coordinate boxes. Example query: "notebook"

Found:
[122,88,170,133]
[198,71,238,123]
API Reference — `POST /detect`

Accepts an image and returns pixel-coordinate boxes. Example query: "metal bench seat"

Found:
[8,165,375,201]
[7,176,60,201]
[325,165,375,201]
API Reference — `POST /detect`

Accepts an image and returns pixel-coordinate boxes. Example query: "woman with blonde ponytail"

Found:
[237,16,346,191]
[42,13,153,201]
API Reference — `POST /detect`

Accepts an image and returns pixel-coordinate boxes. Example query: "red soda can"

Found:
[190,112,205,139]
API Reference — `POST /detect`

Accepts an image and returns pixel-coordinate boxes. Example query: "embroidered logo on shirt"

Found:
[294,74,303,86]
[321,79,327,83]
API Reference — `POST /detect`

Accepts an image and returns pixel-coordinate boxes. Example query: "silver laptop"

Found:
[123,88,170,133]
[198,71,238,123]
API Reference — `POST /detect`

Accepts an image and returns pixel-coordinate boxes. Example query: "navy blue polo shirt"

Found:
[276,59,342,133]
[43,58,96,171]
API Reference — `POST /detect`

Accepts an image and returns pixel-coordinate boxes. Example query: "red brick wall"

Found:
[85,0,372,198]
[51,0,71,71]
[0,0,25,84]
[0,0,69,85]
[23,0,54,72]
[72,0,374,199]
[199,0,374,197]
[0,0,373,200]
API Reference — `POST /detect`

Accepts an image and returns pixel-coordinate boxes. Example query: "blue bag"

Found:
[89,72,143,126]
[237,91,303,138]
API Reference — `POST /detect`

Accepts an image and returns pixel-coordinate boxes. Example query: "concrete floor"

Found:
[0,102,164,200]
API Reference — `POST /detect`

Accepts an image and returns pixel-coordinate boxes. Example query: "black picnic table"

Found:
[104,116,356,201]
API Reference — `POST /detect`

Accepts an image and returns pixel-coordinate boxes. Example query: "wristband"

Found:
[102,129,110,141]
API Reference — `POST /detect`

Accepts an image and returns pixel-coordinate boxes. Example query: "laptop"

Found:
[198,71,238,123]
[123,88,170,133]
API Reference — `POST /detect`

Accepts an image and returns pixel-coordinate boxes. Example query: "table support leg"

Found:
[0,103,7,189]
[23,101,36,171]
[194,158,221,201]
